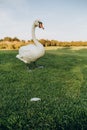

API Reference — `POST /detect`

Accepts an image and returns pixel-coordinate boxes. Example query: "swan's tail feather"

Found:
[16,54,20,59]
[16,55,27,63]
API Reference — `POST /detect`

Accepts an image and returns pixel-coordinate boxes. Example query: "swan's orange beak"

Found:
[39,23,44,29]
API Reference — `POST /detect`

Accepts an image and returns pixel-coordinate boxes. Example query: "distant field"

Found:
[0,48,87,130]
[45,46,87,50]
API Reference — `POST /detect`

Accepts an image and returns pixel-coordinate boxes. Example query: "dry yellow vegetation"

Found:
[0,37,87,50]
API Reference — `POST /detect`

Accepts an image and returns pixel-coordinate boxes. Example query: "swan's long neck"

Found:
[32,25,40,46]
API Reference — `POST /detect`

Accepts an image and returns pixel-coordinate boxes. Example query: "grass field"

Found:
[0,48,87,130]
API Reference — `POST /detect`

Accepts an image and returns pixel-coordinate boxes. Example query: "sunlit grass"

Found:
[0,49,87,130]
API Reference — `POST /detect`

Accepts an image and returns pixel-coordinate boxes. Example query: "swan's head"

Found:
[34,20,44,29]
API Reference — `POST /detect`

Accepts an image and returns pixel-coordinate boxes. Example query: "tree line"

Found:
[0,37,87,49]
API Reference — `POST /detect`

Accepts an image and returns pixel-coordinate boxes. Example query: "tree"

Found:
[3,37,12,41]
[12,37,20,42]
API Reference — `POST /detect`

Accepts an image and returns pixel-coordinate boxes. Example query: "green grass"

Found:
[0,48,87,130]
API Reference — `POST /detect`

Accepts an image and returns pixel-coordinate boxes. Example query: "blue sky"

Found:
[0,0,87,41]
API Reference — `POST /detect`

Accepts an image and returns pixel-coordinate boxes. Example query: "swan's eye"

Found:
[38,22,42,24]
[38,22,42,27]
[38,22,44,29]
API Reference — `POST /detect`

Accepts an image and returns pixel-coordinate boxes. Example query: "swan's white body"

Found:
[16,20,45,64]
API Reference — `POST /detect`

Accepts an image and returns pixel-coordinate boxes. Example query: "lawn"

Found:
[0,48,87,130]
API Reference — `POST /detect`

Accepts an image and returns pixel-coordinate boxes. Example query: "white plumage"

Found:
[30,97,41,102]
[16,20,45,64]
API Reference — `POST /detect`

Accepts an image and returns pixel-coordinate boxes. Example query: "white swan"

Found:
[16,20,45,68]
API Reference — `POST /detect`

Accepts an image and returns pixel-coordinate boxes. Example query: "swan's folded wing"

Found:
[18,44,40,62]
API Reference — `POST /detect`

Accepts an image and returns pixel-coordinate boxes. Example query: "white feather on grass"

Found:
[30,97,41,102]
